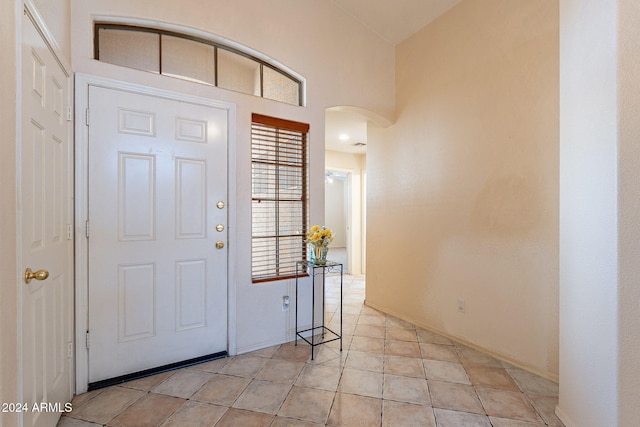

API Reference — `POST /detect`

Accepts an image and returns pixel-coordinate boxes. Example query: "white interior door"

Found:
[21,10,73,427]
[87,86,228,383]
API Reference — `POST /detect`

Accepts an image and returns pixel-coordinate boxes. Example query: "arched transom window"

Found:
[95,23,303,106]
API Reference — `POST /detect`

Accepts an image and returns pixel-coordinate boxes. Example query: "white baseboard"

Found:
[235,324,312,355]
[236,337,289,355]
[555,404,577,427]
[364,300,559,382]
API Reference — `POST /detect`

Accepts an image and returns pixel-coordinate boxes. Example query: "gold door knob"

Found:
[216,224,225,232]
[24,268,49,284]
[216,241,225,249]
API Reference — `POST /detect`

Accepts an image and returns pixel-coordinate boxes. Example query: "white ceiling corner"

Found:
[331,0,461,45]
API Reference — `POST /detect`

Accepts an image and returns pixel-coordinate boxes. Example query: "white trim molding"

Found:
[23,0,72,77]
[555,405,577,427]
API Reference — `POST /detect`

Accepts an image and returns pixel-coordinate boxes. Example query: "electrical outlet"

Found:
[282,295,290,312]
[457,299,465,313]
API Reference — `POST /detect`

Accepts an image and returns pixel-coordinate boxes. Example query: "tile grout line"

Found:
[60,275,561,427]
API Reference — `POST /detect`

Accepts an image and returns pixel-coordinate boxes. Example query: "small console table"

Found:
[294,260,343,360]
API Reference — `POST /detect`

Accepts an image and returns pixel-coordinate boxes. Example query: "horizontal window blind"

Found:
[251,114,309,282]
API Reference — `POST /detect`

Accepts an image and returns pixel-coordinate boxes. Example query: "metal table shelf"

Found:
[294,260,343,360]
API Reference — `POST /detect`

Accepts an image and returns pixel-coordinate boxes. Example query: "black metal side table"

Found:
[294,260,343,360]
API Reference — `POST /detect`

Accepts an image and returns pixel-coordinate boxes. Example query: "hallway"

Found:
[58,275,562,426]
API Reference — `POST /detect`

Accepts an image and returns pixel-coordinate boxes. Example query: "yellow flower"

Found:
[306,225,333,246]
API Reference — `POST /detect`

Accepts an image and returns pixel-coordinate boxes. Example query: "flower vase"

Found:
[313,245,329,265]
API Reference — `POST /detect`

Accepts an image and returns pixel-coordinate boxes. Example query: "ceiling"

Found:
[325,110,369,154]
[331,0,461,45]
[326,0,460,155]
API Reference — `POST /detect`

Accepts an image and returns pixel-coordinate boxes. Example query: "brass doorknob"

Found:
[216,241,225,249]
[24,268,49,284]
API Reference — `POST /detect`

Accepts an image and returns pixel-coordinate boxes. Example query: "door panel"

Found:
[87,87,228,383]
[21,11,73,427]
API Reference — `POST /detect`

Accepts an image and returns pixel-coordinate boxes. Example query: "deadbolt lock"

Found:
[216,224,225,232]
[216,201,225,209]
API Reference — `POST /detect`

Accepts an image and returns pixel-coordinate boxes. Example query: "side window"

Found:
[251,114,309,282]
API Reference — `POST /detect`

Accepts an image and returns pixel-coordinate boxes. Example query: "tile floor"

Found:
[58,275,564,427]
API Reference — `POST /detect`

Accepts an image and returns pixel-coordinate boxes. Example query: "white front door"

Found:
[87,86,228,383]
[21,10,74,427]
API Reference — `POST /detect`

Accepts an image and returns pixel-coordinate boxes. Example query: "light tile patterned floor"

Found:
[58,275,564,427]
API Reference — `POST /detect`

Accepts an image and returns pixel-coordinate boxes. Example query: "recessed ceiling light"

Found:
[338,134,350,141]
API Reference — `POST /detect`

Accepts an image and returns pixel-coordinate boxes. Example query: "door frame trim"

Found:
[74,74,237,393]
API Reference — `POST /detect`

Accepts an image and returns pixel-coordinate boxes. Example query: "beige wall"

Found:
[367,0,559,378]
